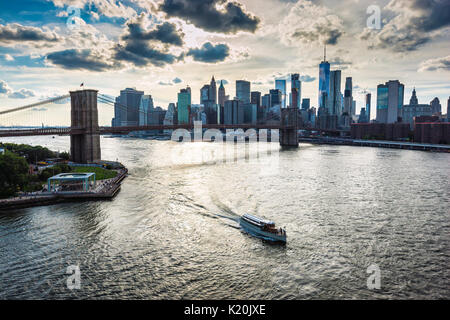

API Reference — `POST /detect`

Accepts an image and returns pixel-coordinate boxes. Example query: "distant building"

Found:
[430,97,441,115]
[275,79,287,108]
[291,74,301,108]
[301,98,310,110]
[261,94,271,108]
[402,88,432,128]
[376,80,404,124]
[447,97,450,122]
[328,70,341,115]
[210,76,217,105]
[177,87,191,124]
[139,95,154,126]
[366,93,372,122]
[112,88,144,127]
[243,103,257,124]
[318,47,330,109]
[269,89,282,108]
[358,107,368,123]
[343,77,352,115]
[236,80,251,104]
[224,100,244,125]
[218,80,226,107]
[163,103,176,135]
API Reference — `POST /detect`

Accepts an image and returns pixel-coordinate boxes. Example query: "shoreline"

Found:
[0,167,128,211]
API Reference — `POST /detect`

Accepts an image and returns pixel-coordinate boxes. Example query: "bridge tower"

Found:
[280,108,299,148]
[70,89,101,163]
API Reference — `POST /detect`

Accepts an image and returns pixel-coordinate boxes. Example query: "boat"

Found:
[239,213,286,243]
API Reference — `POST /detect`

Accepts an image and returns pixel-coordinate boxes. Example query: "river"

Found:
[0,135,449,299]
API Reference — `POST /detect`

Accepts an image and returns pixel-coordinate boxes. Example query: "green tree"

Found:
[0,151,29,198]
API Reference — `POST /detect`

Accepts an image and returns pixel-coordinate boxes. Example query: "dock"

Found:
[0,168,128,211]
[299,137,450,152]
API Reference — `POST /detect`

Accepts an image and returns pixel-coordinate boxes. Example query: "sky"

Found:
[0,0,449,125]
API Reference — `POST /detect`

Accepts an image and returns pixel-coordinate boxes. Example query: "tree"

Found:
[0,151,29,198]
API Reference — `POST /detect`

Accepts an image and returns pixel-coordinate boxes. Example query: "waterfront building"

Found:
[318,47,330,109]
[243,103,257,124]
[376,80,404,124]
[430,97,441,115]
[402,88,432,128]
[236,80,251,104]
[328,70,342,115]
[177,87,191,124]
[275,79,287,108]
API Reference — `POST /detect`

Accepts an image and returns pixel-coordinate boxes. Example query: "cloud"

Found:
[46,49,118,71]
[173,77,182,83]
[418,55,450,72]
[299,75,315,82]
[360,0,450,52]
[112,14,184,67]
[49,0,137,19]
[281,0,344,46]
[187,42,230,63]
[122,15,184,46]
[159,0,260,34]
[0,80,36,99]
[0,23,60,46]
[158,81,173,86]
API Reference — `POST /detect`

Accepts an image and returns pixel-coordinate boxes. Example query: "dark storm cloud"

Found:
[113,15,184,67]
[46,49,116,71]
[187,42,230,63]
[122,19,184,46]
[159,0,260,34]
[400,0,450,32]
[0,23,60,44]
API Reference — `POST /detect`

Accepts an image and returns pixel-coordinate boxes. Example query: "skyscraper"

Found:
[291,74,301,108]
[301,98,310,110]
[275,79,287,108]
[328,70,341,115]
[218,80,226,107]
[209,76,217,104]
[344,77,352,115]
[251,91,261,108]
[112,88,144,127]
[447,97,450,122]
[269,89,282,107]
[139,95,154,126]
[430,97,441,115]
[366,93,371,122]
[177,87,191,124]
[402,88,432,128]
[236,80,251,104]
[376,80,404,123]
[318,46,330,109]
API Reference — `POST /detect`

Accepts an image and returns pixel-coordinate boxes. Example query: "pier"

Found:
[0,168,128,211]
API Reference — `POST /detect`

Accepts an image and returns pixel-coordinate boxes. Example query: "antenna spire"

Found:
[324,44,326,62]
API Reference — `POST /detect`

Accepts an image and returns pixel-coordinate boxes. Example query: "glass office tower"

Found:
[275,79,287,108]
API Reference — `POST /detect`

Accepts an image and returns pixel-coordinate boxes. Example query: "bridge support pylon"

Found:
[70,90,101,163]
[280,108,299,148]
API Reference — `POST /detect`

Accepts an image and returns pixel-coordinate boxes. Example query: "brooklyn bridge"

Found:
[0,89,342,163]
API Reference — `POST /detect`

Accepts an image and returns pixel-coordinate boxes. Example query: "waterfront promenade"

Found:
[0,168,128,211]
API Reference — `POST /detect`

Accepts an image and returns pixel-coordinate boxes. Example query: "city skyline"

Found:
[0,0,449,117]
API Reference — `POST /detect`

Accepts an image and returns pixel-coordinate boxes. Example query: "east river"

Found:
[0,135,449,299]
